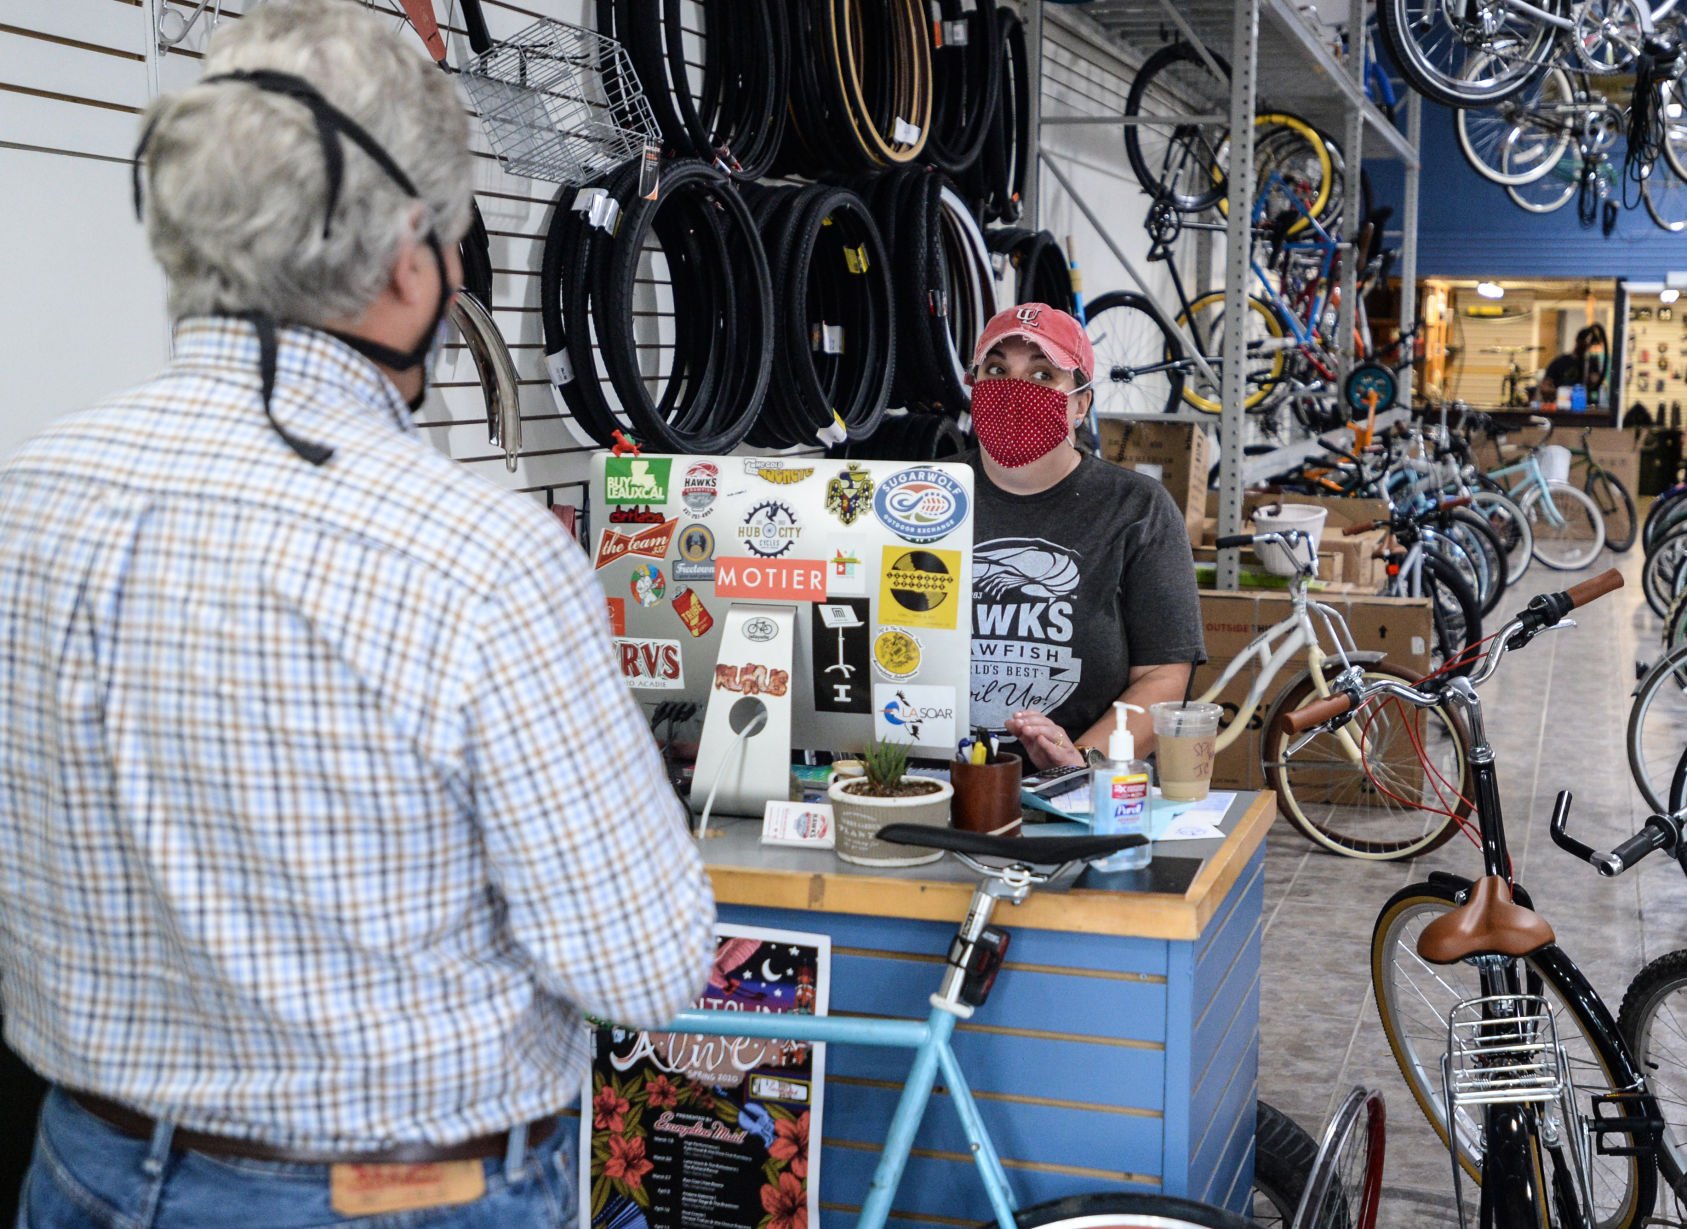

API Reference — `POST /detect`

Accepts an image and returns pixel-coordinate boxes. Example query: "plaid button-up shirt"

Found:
[0,318,714,1150]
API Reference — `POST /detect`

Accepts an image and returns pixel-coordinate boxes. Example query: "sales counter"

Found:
[699,789,1276,1226]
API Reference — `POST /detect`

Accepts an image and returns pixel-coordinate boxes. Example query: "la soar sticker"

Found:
[873,684,959,748]
[614,637,684,689]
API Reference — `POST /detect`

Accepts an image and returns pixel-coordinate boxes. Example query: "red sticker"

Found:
[671,587,715,637]
[714,557,827,602]
[594,519,678,570]
[606,597,626,637]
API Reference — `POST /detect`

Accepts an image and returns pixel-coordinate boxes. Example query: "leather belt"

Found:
[68,1091,559,1166]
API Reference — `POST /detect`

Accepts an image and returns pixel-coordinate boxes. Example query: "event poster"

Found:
[581,925,830,1229]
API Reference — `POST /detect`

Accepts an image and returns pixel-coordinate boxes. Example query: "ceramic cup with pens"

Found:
[950,753,1023,837]
[1149,702,1222,802]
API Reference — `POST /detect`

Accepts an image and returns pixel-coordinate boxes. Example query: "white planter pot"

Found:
[827,776,954,867]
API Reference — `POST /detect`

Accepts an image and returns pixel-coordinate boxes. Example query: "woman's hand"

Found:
[1006,709,1085,770]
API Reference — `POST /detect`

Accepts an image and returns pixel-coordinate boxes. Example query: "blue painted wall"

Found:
[1365,101,1687,279]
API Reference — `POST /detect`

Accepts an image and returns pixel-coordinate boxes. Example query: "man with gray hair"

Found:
[0,3,714,1225]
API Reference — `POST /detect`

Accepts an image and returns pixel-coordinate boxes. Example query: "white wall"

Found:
[1,0,1182,501]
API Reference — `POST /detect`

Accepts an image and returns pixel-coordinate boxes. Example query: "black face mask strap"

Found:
[223,311,334,467]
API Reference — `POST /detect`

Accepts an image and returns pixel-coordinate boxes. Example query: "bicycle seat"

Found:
[1415,876,1556,964]
[875,824,1145,867]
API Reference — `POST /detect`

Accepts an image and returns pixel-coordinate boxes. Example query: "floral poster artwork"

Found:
[581,924,830,1229]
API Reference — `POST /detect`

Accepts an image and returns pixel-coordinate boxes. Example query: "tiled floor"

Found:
[1257,545,1685,1226]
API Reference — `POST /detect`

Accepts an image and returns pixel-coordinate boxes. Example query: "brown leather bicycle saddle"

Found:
[1416,876,1556,965]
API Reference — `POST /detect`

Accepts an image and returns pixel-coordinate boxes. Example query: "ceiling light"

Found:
[1476,281,1505,299]
[1663,289,1681,304]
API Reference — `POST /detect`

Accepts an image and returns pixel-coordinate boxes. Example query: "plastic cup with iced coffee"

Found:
[1150,702,1222,802]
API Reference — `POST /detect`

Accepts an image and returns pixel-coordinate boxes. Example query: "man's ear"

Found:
[388,207,432,306]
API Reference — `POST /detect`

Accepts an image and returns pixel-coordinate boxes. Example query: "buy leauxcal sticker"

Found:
[738,500,801,558]
[872,627,923,680]
[629,563,666,608]
[680,461,719,516]
[873,467,969,543]
[825,463,875,526]
[672,523,716,583]
[594,519,678,569]
[603,457,672,505]
[743,459,815,485]
[671,587,714,638]
[879,547,962,630]
[614,637,683,689]
[811,599,871,714]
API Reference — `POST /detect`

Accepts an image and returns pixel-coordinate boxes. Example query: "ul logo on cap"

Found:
[1015,305,1042,327]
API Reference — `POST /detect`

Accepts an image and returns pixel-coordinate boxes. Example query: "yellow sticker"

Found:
[873,627,923,678]
[879,547,962,631]
[843,244,870,275]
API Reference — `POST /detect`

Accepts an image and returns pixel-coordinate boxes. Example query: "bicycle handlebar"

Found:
[1282,691,1356,733]
[1550,790,1682,876]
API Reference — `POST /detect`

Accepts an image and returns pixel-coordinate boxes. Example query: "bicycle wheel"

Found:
[1440,509,1509,617]
[1216,113,1335,236]
[1470,489,1535,586]
[1519,479,1606,570]
[1506,148,1581,214]
[1618,949,1687,1200]
[1626,640,1687,815]
[1083,290,1185,418]
[1016,1192,1253,1229]
[1294,1087,1386,1229]
[1586,468,1637,553]
[1666,586,1687,651]
[1176,291,1288,414]
[1265,661,1470,859]
[1252,1101,1317,1229]
[1642,152,1687,233]
[1644,485,1687,554]
[1123,42,1230,213]
[1419,551,1483,674]
[1375,0,1556,109]
[1456,61,1577,186]
[1372,881,1656,1229]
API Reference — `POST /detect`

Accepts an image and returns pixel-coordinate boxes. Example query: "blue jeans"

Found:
[16,1089,578,1229]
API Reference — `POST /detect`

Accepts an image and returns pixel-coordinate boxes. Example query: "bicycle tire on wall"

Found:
[1123,42,1230,213]
[1083,290,1185,418]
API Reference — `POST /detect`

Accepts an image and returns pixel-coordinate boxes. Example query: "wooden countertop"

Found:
[701,790,1276,941]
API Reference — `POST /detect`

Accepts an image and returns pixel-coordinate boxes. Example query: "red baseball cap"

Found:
[971,303,1095,382]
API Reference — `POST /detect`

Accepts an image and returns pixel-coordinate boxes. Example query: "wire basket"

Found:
[458,18,659,186]
[1444,995,1568,1107]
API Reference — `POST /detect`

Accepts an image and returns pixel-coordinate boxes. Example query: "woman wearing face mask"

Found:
[965,304,1205,769]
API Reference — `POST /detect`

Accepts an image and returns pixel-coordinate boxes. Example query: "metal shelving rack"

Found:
[1023,0,1422,587]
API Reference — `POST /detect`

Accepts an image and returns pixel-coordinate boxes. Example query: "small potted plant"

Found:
[828,737,953,867]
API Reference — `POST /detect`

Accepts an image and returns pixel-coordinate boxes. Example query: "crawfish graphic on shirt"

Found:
[970,537,1084,728]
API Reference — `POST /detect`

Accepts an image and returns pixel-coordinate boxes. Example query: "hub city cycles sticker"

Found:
[614,637,684,689]
[744,459,815,485]
[671,587,714,637]
[873,684,958,747]
[673,524,716,583]
[873,467,968,543]
[594,519,679,569]
[879,547,962,630]
[827,544,867,598]
[824,463,875,526]
[681,461,719,517]
[872,627,923,680]
[604,457,672,505]
[738,501,801,558]
[715,557,827,602]
[810,599,871,714]
[630,563,666,607]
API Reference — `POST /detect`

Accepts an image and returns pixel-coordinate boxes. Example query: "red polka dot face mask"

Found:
[970,377,1075,468]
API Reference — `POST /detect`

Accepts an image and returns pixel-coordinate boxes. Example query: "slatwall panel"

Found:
[1446,288,1540,406]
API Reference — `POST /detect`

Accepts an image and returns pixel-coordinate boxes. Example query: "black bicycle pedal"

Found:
[1586,1091,1662,1156]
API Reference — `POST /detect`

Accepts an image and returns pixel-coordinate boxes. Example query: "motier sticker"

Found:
[614,637,683,689]
[738,500,802,558]
[873,684,958,747]
[715,557,827,602]
[594,519,678,569]
[872,627,923,680]
[879,546,962,630]
[603,457,672,506]
[680,462,719,516]
[672,523,716,583]
[873,467,968,543]
[825,463,875,526]
[629,563,666,608]
[744,459,815,485]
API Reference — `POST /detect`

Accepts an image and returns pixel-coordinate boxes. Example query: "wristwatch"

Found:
[1075,744,1106,767]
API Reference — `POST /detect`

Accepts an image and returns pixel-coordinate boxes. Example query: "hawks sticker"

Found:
[594,519,678,569]
[629,563,666,608]
[873,467,968,543]
[680,462,719,516]
[872,627,923,679]
[744,459,815,485]
[739,500,801,558]
[672,523,716,583]
[825,463,875,526]
[614,637,684,690]
[879,546,962,630]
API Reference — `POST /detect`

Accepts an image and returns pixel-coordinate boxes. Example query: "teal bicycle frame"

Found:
[1488,451,1571,529]
[660,868,1033,1229]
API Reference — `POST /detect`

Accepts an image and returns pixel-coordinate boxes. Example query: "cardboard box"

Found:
[1098,420,1212,546]
[1192,588,1433,792]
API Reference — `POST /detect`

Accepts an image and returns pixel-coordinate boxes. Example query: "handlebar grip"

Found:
[1438,495,1472,511]
[1342,520,1381,537]
[1215,535,1255,550]
[1604,823,1672,876]
[1282,691,1356,734]
[1565,568,1624,609]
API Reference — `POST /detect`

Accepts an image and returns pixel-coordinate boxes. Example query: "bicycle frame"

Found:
[1488,454,1572,528]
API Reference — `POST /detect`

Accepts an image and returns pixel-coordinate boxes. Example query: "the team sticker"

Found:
[629,563,666,607]
[671,587,714,637]
[874,467,968,543]
[672,523,716,583]
[879,547,962,630]
[872,627,923,679]
[744,459,815,485]
[825,463,875,526]
[681,462,719,516]
[614,637,683,689]
[604,457,672,505]
[594,519,678,569]
[873,684,958,747]
[739,500,801,557]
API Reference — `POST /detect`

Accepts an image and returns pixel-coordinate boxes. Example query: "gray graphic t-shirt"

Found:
[966,450,1206,736]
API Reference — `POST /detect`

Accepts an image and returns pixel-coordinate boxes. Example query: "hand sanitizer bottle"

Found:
[1090,702,1152,871]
